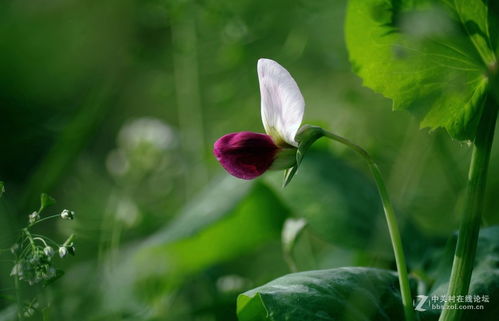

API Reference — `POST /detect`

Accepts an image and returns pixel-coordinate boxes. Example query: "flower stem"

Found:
[322,130,415,321]
[63,234,75,247]
[23,229,37,252]
[438,98,498,321]
[28,214,60,228]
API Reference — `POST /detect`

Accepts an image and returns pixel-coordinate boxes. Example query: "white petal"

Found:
[258,58,304,147]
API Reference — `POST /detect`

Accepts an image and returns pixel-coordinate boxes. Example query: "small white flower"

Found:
[44,246,54,257]
[29,211,39,224]
[58,247,68,258]
[257,58,305,147]
[60,209,75,220]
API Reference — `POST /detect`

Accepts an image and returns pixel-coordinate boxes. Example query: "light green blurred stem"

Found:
[322,130,415,321]
[22,81,113,208]
[14,275,23,321]
[171,3,207,197]
[439,99,498,321]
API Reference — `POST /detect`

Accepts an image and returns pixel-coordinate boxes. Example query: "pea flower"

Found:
[214,59,304,179]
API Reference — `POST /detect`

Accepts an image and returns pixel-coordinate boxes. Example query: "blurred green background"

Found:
[1,0,499,320]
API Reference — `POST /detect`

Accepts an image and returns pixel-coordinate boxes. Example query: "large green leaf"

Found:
[101,176,290,314]
[345,0,497,140]
[237,267,409,321]
[422,226,499,320]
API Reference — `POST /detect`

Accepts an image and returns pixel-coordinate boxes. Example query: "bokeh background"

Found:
[1,0,499,320]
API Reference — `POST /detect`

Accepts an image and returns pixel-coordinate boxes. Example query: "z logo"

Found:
[414,295,428,312]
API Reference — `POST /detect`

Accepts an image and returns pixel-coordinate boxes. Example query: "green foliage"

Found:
[267,149,385,250]
[345,0,497,140]
[0,181,4,198]
[39,193,55,212]
[142,178,289,278]
[2,1,499,320]
[424,226,499,320]
[237,267,409,321]
[101,176,290,314]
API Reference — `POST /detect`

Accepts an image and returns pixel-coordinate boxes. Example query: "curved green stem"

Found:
[28,214,60,228]
[23,229,37,252]
[322,130,415,321]
[438,99,498,321]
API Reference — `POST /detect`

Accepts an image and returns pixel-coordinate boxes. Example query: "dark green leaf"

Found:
[345,0,496,140]
[237,267,408,321]
[0,181,4,198]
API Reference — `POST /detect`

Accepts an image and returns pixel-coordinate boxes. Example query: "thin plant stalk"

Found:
[14,264,23,321]
[438,99,498,321]
[322,130,415,321]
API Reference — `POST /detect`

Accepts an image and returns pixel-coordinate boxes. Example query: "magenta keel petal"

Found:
[213,132,278,180]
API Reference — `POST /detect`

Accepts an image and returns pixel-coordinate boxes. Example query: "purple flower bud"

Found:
[214,132,279,180]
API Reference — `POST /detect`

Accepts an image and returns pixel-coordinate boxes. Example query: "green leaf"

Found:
[39,193,55,212]
[423,226,499,319]
[145,175,254,244]
[267,149,386,250]
[237,267,409,321]
[0,181,4,198]
[345,0,496,140]
[101,176,290,313]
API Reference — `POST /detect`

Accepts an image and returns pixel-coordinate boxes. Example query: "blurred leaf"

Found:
[0,305,16,321]
[39,193,55,212]
[281,218,307,256]
[345,0,495,140]
[0,181,4,198]
[281,218,307,272]
[267,149,386,250]
[237,267,408,321]
[145,176,254,245]
[423,226,499,320]
[102,176,290,314]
